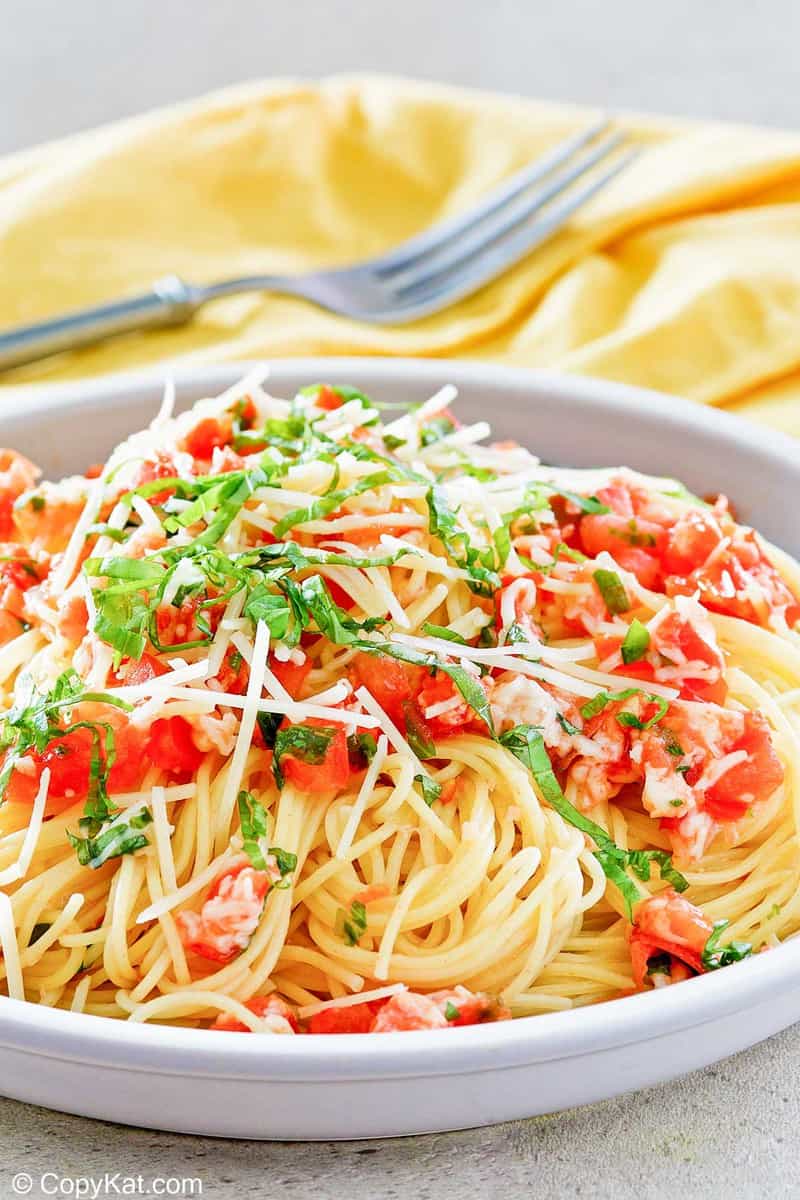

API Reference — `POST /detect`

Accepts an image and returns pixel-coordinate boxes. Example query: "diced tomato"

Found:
[3,728,93,815]
[594,607,728,705]
[350,652,417,727]
[0,494,13,541]
[0,449,40,498]
[279,718,350,793]
[2,705,148,815]
[54,594,89,644]
[665,525,799,627]
[176,860,271,963]
[340,519,420,547]
[308,1001,382,1034]
[325,578,355,610]
[211,994,298,1033]
[146,716,204,777]
[629,890,715,987]
[269,654,312,699]
[133,453,180,504]
[370,991,449,1032]
[85,463,104,480]
[0,550,43,643]
[428,987,512,1026]
[352,883,391,905]
[661,509,723,577]
[314,385,346,412]
[579,479,669,590]
[494,575,542,642]
[184,416,233,461]
[704,711,784,821]
[106,720,148,793]
[0,552,41,595]
[213,646,249,694]
[118,652,168,686]
[155,596,219,648]
[416,672,487,738]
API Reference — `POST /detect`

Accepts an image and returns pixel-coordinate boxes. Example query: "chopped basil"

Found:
[615,697,669,731]
[625,848,688,893]
[272,471,390,538]
[580,688,640,721]
[68,809,153,870]
[426,486,500,595]
[382,433,407,451]
[701,919,753,971]
[498,724,686,917]
[403,700,436,761]
[270,846,298,881]
[348,731,378,769]
[609,519,656,548]
[419,415,456,447]
[592,568,630,614]
[237,790,270,870]
[272,723,337,789]
[0,671,132,835]
[620,618,650,664]
[299,383,374,410]
[580,688,669,732]
[336,899,368,946]
[415,772,442,807]
[421,623,468,646]
[228,649,243,673]
[256,710,282,750]
[545,486,609,515]
[355,639,494,735]
[556,712,581,736]
[444,1001,461,1021]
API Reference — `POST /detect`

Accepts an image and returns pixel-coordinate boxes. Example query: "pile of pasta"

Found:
[0,371,798,1034]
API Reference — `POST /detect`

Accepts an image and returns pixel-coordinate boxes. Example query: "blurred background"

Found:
[3,0,799,154]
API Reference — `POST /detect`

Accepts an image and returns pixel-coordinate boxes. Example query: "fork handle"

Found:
[0,275,200,371]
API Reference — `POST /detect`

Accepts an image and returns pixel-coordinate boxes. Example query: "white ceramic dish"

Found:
[1,358,799,1141]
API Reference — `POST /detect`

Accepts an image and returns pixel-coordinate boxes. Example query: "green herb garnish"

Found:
[593,568,630,614]
[498,724,686,918]
[621,618,650,664]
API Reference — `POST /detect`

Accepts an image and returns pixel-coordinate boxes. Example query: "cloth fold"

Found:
[3,75,800,433]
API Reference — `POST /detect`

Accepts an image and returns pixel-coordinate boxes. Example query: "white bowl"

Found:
[1,358,799,1141]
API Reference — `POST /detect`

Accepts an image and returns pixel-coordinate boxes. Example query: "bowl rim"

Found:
[1,356,798,1082]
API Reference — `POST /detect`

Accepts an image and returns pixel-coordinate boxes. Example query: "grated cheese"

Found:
[0,892,23,1000]
[150,785,177,895]
[297,982,407,1020]
[0,768,50,886]
[336,735,388,859]
[136,847,239,924]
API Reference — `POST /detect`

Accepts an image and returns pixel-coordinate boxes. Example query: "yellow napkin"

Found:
[4,75,800,434]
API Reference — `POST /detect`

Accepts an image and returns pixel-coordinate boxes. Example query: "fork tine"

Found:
[380,148,638,322]
[370,118,611,277]
[390,132,625,299]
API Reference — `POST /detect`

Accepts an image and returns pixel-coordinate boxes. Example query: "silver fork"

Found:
[0,120,634,371]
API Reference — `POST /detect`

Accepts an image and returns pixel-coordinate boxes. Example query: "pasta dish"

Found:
[0,372,798,1036]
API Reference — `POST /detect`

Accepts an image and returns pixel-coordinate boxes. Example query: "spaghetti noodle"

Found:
[0,373,798,1034]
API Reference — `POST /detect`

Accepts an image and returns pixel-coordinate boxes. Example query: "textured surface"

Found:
[2,2,799,1195]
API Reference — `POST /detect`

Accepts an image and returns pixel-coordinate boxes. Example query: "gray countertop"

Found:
[3,1025,799,1198]
[2,1,800,1194]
